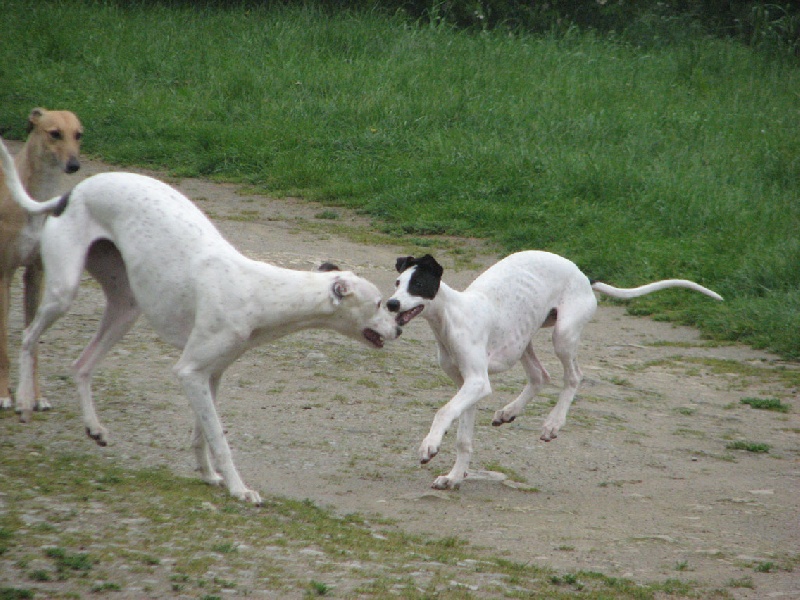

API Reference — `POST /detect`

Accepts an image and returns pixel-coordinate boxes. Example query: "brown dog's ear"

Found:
[27,108,46,133]
[395,256,415,273]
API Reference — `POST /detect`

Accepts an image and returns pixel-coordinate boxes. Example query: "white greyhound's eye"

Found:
[394,279,399,287]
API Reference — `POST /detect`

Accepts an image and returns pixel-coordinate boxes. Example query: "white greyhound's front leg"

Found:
[175,363,261,505]
[432,403,477,490]
[420,375,491,464]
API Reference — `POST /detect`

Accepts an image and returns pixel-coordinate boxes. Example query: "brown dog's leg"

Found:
[0,274,12,406]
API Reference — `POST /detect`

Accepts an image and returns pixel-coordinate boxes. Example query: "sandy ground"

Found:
[3,142,799,598]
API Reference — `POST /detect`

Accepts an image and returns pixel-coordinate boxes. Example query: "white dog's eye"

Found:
[394,279,399,287]
[376,300,381,308]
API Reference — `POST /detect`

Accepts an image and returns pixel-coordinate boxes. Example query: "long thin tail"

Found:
[0,137,66,214]
[592,279,723,302]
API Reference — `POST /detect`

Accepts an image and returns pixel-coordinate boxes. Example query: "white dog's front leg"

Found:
[176,367,261,505]
[420,376,490,464]
[432,404,477,490]
[191,417,223,486]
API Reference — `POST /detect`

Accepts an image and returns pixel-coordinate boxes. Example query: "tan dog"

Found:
[0,108,83,409]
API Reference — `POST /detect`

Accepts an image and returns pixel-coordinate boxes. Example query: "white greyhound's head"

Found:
[326,270,403,348]
[386,255,444,326]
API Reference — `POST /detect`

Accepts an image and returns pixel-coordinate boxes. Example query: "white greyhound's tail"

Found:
[591,279,723,302]
[0,137,68,215]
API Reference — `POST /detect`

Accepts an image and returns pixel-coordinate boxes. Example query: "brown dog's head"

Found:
[27,107,83,174]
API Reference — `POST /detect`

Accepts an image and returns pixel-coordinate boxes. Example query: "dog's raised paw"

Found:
[86,427,109,447]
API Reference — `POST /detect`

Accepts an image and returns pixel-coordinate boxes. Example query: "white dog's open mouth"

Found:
[363,328,385,348]
[396,305,424,326]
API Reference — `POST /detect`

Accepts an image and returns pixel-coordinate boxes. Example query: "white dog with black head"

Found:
[386,251,722,490]
[0,138,401,504]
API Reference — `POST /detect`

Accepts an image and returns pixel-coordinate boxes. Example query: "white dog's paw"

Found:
[540,421,561,442]
[419,437,440,464]
[232,488,263,506]
[432,475,461,490]
[491,408,518,426]
[0,396,11,410]
[35,397,52,411]
[200,471,225,485]
[86,424,109,447]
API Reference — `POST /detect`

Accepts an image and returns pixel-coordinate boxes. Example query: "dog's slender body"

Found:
[0,138,400,504]
[0,109,83,408]
[387,252,722,490]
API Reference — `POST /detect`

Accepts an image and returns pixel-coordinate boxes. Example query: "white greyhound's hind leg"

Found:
[433,404,477,490]
[73,242,141,445]
[492,344,550,426]
[17,267,83,421]
[540,294,595,442]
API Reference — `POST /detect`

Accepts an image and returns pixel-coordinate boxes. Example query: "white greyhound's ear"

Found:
[331,277,352,305]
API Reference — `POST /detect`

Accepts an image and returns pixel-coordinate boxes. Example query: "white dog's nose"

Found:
[387,299,400,312]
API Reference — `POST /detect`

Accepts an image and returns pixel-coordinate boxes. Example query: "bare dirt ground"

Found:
[3,143,799,598]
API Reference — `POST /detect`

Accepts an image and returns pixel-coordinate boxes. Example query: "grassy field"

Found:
[0,0,798,358]
[0,428,698,599]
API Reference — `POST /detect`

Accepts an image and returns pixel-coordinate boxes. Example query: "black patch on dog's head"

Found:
[395,254,443,299]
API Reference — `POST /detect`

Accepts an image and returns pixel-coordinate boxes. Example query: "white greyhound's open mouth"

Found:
[396,305,424,326]
[363,328,385,348]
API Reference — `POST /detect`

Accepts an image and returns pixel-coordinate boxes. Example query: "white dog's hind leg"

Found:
[433,404,477,490]
[492,344,550,426]
[73,246,142,445]
[17,268,82,422]
[540,298,594,441]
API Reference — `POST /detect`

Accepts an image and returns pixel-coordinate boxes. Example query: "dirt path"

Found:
[4,143,799,598]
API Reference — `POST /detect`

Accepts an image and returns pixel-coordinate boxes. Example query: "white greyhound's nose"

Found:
[387,298,400,312]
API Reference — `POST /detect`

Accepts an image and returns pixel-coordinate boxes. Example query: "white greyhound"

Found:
[0,138,401,504]
[386,252,722,490]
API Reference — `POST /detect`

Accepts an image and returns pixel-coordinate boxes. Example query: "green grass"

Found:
[726,440,771,453]
[1,0,798,357]
[0,444,690,598]
[740,396,791,412]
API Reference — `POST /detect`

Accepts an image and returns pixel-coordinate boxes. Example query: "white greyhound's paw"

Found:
[35,397,52,411]
[540,421,561,442]
[86,424,109,447]
[491,408,518,426]
[419,437,440,464]
[201,471,224,486]
[432,475,460,490]
[0,396,11,410]
[232,488,263,506]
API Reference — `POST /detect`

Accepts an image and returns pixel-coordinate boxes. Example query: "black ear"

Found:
[316,262,341,272]
[395,256,415,273]
[416,254,444,279]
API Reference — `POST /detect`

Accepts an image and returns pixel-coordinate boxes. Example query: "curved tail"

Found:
[0,137,67,214]
[592,279,723,302]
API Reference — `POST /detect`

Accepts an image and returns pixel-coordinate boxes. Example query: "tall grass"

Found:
[1,1,798,357]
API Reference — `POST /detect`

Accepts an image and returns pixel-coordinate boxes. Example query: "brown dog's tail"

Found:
[0,137,68,215]
[591,280,723,302]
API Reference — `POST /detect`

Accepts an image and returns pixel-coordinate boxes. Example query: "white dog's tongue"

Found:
[397,305,424,326]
